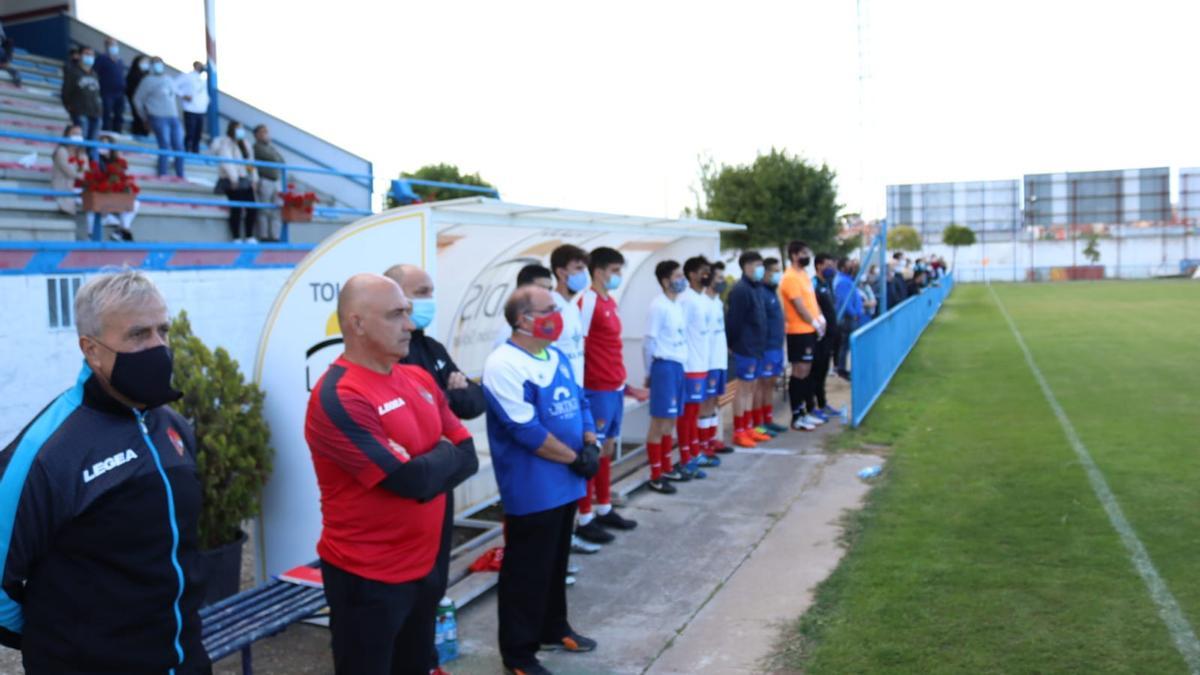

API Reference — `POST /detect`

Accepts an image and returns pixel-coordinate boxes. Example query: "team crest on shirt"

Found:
[418,387,435,405]
[166,426,186,456]
[387,439,412,462]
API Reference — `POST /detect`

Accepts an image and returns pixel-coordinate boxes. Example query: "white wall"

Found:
[0,268,290,446]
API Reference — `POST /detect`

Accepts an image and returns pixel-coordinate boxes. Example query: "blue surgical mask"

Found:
[821,267,837,281]
[751,265,765,282]
[107,45,119,57]
[771,271,783,285]
[152,62,165,74]
[410,298,436,330]
[81,55,95,67]
[139,60,150,72]
[605,274,622,291]
[234,127,246,140]
[714,279,728,294]
[669,278,687,294]
[566,269,589,293]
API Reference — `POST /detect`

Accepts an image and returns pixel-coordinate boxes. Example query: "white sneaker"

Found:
[803,414,826,426]
[792,417,816,431]
[570,535,601,554]
[233,237,244,244]
[246,236,259,244]
[565,574,576,586]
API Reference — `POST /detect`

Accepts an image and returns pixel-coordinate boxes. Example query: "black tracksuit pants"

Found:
[810,334,835,410]
[321,559,441,675]
[498,500,577,669]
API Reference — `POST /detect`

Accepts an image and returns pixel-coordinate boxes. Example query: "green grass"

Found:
[785,280,1200,674]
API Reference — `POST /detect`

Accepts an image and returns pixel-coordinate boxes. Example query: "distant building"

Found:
[1023,168,1169,228]
[1180,168,1200,225]
[886,180,1019,242]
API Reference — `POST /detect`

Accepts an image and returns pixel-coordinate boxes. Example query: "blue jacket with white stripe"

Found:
[0,364,209,673]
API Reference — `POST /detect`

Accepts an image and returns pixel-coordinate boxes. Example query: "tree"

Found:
[169,311,273,550]
[1083,234,1101,264]
[698,148,841,260]
[941,223,977,269]
[887,225,922,253]
[386,163,496,208]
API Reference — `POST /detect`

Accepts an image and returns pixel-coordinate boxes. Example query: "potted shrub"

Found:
[76,156,139,213]
[169,311,274,605]
[279,184,318,222]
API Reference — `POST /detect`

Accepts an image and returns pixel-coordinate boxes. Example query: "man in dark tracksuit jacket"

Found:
[386,263,484,672]
[0,271,208,674]
[811,256,841,415]
[725,252,768,446]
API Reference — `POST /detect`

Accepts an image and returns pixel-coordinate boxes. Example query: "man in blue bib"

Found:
[483,285,602,675]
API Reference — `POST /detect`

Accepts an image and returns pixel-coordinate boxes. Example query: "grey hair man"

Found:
[0,269,211,673]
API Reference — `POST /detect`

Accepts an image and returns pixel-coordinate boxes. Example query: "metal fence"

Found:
[849,273,955,427]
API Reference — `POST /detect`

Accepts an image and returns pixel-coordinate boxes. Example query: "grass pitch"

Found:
[785,280,1200,674]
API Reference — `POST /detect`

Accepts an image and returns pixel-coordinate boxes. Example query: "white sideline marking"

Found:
[988,284,1200,674]
[729,447,800,456]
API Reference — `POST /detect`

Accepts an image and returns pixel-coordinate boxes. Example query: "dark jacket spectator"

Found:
[125,55,150,136]
[94,40,127,132]
[401,329,486,421]
[62,53,102,119]
[726,275,767,358]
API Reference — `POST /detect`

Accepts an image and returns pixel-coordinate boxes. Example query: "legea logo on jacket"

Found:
[83,448,139,483]
[377,397,407,416]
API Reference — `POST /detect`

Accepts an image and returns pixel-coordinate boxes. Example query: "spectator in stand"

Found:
[304,273,478,675]
[97,133,138,241]
[176,61,209,153]
[0,20,21,88]
[94,38,126,132]
[861,265,879,318]
[907,269,928,297]
[484,285,600,675]
[51,124,86,221]
[887,252,908,308]
[211,121,258,243]
[726,251,770,447]
[62,46,102,161]
[134,57,185,179]
[126,55,151,137]
[253,124,285,242]
[809,254,841,420]
[833,257,865,379]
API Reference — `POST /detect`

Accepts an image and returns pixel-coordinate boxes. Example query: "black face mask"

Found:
[700,273,713,287]
[714,280,728,294]
[798,256,811,267]
[100,344,182,409]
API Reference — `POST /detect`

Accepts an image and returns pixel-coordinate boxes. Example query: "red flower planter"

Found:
[82,191,136,214]
[281,203,313,223]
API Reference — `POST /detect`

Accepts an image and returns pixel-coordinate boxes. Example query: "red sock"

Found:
[764,407,774,425]
[578,477,595,514]
[734,413,746,434]
[648,441,663,480]
[676,416,691,464]
[661,434,674,470]
[596,456,612,504]
[751,408,763,428]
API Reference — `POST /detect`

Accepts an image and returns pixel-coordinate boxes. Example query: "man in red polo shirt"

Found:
[305,273,479,675]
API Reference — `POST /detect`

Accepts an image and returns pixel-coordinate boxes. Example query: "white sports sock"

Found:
[578,511,595,526]
[596,503,613,516]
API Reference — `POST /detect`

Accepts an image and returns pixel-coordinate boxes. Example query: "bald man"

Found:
[484,285,601,674]
[304,273,479,675]
[384,263,485,421]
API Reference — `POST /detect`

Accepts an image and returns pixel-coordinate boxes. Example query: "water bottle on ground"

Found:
[435,597,459,663]
[858,465,882,480]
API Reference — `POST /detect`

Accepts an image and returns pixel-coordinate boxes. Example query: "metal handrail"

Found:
[0,129,373,181]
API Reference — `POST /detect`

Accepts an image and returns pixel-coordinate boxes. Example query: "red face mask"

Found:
[525,311,564,341]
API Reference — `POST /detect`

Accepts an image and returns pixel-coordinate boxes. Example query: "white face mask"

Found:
[68,134,83,142]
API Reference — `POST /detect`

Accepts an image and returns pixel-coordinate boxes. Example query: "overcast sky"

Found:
[78,0,1200,220]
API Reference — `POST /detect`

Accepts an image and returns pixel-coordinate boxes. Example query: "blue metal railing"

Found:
[848,273,955,427]
[0,129,373,241]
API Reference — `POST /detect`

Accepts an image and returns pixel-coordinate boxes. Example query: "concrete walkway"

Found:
[446,401,881,674]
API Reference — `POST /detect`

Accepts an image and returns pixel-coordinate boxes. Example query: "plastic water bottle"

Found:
[857,465,882,480]
[839,406,849,424]
[435,597,459,663]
